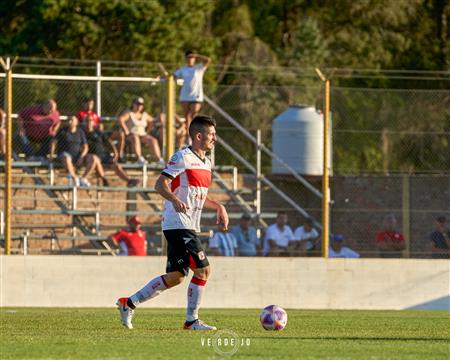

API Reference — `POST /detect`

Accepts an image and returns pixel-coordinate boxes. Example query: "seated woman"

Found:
[111,97,164,165]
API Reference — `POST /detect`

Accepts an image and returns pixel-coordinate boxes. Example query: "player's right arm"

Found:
[154,174,189,213]
[117,111,130,136]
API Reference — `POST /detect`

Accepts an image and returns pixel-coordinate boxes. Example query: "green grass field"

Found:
[1,308,449,359]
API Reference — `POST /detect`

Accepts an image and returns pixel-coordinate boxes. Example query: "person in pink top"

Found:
[16,99,61,160]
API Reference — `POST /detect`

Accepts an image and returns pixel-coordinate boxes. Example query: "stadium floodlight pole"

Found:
[315,68,332,259]
[0,56,18,255]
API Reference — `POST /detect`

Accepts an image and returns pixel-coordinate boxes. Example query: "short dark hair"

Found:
[436,216,446,223]
[277,211,287,217]
[304,217,314,226]
[185,50,194,57]
[189,115,216,139]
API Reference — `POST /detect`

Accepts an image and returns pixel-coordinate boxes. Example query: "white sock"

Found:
[186,277,206,322]
[129,275,168,307]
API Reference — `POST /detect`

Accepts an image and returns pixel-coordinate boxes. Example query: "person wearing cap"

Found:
[231,213,261,256]
[376,214,405,258]
[430,216,450,259]
[109,216,147,256]
[174,50,210,145]
[113,97,164,165]
[329,234,360,258]
[292,217,320,256]
[76,97,102,130]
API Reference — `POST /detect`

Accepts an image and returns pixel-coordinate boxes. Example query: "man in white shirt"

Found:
[263,212,294,256]
[293,217,320,256]
[329,234,360,258]
[174,50,210,145]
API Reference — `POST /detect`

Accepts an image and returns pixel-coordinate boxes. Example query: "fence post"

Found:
[316,68,332,258]
[96,61,102,117]
[402,175,411,258]
[1,56,18,255]
[165,75,175,161]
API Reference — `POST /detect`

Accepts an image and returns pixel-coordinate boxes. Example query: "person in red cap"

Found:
[109,216,147,256]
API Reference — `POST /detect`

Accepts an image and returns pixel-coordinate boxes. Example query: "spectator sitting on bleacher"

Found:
[51,115,107,187]
[112,97,164,165]
[16,99,61,161]
[376,214,406,258]
[329,234,360,258]
[109,216,147,256]
[262,212,294,257]
[231,213,260,256]
[76,97,102,130]
[430,216,450,259]
[292,217,320,256]
[83,115,139,187]
[0,108,5,160]
[152,112,187,150]
[209,223,238,256]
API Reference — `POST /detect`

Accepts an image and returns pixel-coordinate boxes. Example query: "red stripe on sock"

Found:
[161,275,170,289]
[191,277,207,286]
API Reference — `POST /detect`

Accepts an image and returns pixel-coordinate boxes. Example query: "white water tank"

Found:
[272,105,330,175]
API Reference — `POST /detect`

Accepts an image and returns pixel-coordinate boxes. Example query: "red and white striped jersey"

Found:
[161,147,212,232]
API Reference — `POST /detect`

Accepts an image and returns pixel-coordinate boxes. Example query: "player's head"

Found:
[276,211,288,227]
[68,115,79,129]
[185,50,195,66]
[83,97,95,111]
[240,213,252,229]
[189,115,216,151]
[42,99,57,115]
[128,215,142,230]
[435,216,446,230]
[383,214,397,231]
[131,97,145,112]
[304,217,314,231]
[331,234,344,250]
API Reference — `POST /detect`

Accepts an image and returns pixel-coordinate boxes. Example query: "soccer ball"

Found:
[260,305,288,331]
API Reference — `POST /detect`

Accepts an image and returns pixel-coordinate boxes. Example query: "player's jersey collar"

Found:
[188,146,206,163]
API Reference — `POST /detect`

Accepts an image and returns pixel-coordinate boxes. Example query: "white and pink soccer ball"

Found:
[260,305,288,331]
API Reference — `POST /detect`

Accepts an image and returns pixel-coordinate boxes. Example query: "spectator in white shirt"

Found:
[263,212,294,256]
[329,234,360,258]
[292,218,320,256]
[209,223,238,256]
[174,50,210,145]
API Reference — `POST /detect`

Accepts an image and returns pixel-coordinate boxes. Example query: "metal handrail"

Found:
[205,95,324,199]
[216,136,322,230]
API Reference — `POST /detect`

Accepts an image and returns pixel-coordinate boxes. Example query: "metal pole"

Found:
[1,56,17,255]
[315,68,331,258]
[322,79,331,258]
[96,61,101,117]
[165,75,175,161]
[256,129,262,221]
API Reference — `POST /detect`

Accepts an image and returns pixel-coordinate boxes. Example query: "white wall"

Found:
[0,256,449,310]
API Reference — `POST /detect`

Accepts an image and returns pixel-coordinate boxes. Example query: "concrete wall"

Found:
[1,256,449,310]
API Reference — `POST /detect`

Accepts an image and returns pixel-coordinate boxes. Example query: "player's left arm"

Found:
[204,197,229,230]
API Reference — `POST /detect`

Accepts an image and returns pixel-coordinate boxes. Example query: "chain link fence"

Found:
[204,83,450,259]
[1,66,449,258]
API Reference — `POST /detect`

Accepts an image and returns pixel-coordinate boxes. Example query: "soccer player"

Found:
[116,115,228,330]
